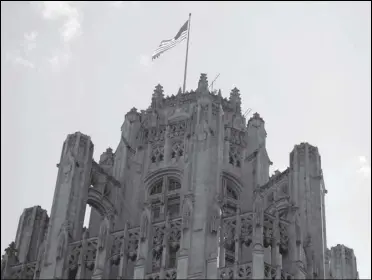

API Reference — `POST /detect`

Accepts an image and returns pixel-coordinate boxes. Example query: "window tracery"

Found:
[171,142,184,159]
[148,177,182,219]
[229,145,242,168]
[221,177,240,217]
[149,180,163,195]
[151,146,164,164]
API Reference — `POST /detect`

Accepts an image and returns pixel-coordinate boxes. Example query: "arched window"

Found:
[221,177,240,217]
[148,176,182,221]
[149,179,163,195]
[148,175,182,273]
[226,185,238,200]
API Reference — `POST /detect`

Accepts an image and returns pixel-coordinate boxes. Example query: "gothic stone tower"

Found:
[1,74,359,279]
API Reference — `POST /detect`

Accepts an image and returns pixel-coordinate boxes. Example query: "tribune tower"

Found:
[1,74,358,279]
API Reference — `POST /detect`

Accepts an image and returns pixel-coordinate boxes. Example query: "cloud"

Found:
[23,31,38,52]
[110,1,124,7]
[358,156,371,178]
[139,54,153,73]
[110,1,141,8]
[35,2,81,69]
[139,55,151,68]
[49,51,70,71]
[6,51,34,69]
[39,2,81,43]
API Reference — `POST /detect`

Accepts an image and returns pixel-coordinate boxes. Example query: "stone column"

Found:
[76,229,89,279]
[164,125,171,165]
[218,214,225,269]
[160,217,170,279]
[271,210,282,280]
[233,208,241,279]
[341,246,346,279]
[252,198,264,279]
[177,255,189,279]
[134,209,151,279]
[92,217,113,280]
[177,196,193,279]
[40,133,94,279]
[117,222,129,279]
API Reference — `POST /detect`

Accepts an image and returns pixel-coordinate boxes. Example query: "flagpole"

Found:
[182,13,191,94]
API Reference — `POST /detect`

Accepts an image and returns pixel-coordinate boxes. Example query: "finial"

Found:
[151,84,164,109]
[229,87,241,114]
[197,73,209,94]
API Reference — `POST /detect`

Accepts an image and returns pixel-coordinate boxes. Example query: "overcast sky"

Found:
[1,1,370,278]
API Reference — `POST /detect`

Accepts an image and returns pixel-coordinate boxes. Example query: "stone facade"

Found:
[1,74,358,279]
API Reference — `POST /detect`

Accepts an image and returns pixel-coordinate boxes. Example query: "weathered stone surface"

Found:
[2,74,357,280]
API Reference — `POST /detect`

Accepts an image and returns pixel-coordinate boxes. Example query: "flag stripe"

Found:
[152,31,187,59]
[152,19,189,60]
[156,31,187,50]
[153,32,187,53]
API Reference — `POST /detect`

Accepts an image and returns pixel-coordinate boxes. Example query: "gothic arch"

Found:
[144,168,183,193]
[221,172,242,217]
[87,187,117,218]
[221,171,243,193]
[265,196,291,217]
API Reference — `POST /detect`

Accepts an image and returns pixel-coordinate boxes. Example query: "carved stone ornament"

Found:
[209,210,219,234]
[61,151,75,184]
[98,220,109,251]
[140,214,149,241]
[57,234,66,260]
[182,201,191,230]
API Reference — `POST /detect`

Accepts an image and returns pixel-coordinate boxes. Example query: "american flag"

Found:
[152,20,189,60]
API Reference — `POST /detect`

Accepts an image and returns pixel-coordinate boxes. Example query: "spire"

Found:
[229,87,241,114]
[197,73,209,94]
[176,87,182,107]
[151,84,164,109]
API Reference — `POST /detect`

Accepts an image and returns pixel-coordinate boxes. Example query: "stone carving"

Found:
[165,269,177,280]
[241,216,253,246]
[263,216,274,247]
[98,219,109,251]
[151,84,164,109]
[57,234,66,260]
[68,242,81,270]
[143,126,166,145]
[223,220,236,251]
[4,242,17,258]
[151,145,165,164]
[99,147,114,166]
[168,120,188,139]
[168,220,181,250]
[127,229,139,261]
[140,214,149,241]
[238,263,252,278]
[181,200,191,230]
[62,158,73,183]
[4,76,358,280]
[171,142,184,160]
[210,210,220,235]
[152,225,165,271]
[219,266,234,279]
[85,239,98,271]
[197,73,209,93]
[279,223,289,254]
